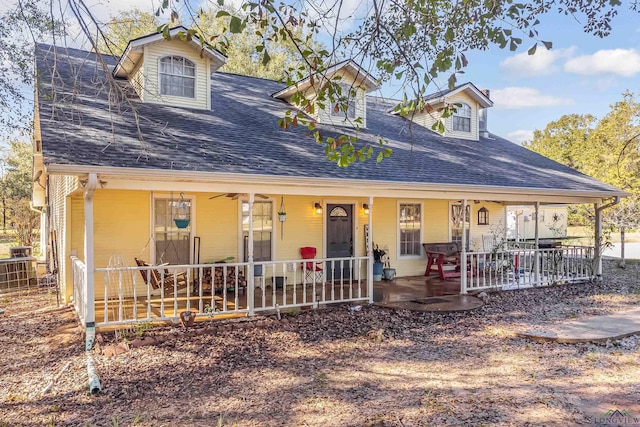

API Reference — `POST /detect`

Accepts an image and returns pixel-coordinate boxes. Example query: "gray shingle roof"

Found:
[35,43,621,195]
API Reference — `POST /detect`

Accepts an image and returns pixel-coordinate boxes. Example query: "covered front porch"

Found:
[70,243,596,329]
[58,172,613,330]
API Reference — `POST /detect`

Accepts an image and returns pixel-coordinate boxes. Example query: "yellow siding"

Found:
[371,199,450,277]
[64,197,72,302]
[411,109,443,132]
[195,193,238,263]
[410,91,480,141]
[70,197,84,262]
[292,68,368,128]
[50,175,79,303]
[273,196,324,261]
[469,202,506,251]
[82,192,510,295]
[423,200,451,243]
[142,39,210,110]
[445,92,479,141]
[130,61,145,101]
[90,190,151,299]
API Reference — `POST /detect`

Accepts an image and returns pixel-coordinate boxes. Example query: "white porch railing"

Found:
[253,257,370,311]
[91,256,370,328]
[71,256,87,325]
[464,245,594,292]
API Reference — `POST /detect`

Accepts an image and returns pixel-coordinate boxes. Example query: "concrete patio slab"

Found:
[517,308,640,343]
[375,294,484,313]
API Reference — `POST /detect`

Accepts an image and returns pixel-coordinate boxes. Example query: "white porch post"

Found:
[83,173,97,334]
[534,202,540,248]
[367,196,374,303]
[247,193,255,316]
[460,199,468,294]
[594,202,603,281]
[534,202,540,284]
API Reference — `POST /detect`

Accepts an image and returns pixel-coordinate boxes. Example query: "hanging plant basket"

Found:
[278,213,287,222]
[174,218,190,229]
[173,192,190,229]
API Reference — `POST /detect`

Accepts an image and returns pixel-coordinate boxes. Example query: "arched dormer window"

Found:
[452,103,471,132]
[331,83,356,119]
[159,56,195,98]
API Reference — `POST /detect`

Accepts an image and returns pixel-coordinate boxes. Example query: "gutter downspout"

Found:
[83,174,101,394]
[594,196,620,281]
[29,202,43,214]
[29,203,47,263]
[84,173,97,334]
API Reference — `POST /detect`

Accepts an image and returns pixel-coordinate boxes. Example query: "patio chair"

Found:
[134,258,189,295]
[300,247,323,282]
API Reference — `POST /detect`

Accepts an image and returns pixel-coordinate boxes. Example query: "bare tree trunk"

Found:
[620,227,626,268]
[1,194,5,231]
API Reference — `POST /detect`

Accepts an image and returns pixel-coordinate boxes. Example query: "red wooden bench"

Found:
[423,242,462,279]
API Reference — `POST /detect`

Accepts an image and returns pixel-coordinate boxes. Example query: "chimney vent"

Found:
[479,89,490,138]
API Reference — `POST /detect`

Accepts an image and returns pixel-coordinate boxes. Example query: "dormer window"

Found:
[159,56,195,98]
[452,103,471,132]
[331,83,356,119]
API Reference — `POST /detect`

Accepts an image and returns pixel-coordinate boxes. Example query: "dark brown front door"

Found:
[326,204,353,280]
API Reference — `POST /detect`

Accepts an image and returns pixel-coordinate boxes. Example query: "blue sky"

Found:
[453,9,640,144]
[3,0,639,148]
[299,0,640,144]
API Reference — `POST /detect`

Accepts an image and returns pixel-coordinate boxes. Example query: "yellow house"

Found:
[32,27,626,332]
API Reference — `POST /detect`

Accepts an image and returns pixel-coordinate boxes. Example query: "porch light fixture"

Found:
[363,203,370,215]
[314,202,323,214]
[478,207,489,225]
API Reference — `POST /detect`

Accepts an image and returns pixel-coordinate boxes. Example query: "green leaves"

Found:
[46,0,633,170]
[261,51,270,66]
[229,16,243,33]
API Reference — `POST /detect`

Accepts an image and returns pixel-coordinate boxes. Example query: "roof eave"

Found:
[43,163,628,202]
[112,26,227,78]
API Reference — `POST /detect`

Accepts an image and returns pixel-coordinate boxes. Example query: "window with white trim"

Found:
[159,56,195,98]
[399,203,421,256]
[331,83,356,119]
[154,197,191,265]
[242,201,273,262]
[450,203,471,251]
[452,103,471,132]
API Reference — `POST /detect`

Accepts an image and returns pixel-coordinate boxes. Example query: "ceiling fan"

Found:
[209,193,269,200]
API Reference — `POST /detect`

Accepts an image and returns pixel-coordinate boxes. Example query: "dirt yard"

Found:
[1,260,639,426]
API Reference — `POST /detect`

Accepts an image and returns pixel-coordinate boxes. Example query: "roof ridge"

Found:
[36,43,118,61]
[215,71,284,84]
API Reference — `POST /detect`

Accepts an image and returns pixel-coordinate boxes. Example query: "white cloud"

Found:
[564,49,640,76]
[506,129,534,145]
[499,47,576,77]
[491,87,574,109]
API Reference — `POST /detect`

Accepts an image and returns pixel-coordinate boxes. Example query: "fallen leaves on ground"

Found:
[1,260,639,426]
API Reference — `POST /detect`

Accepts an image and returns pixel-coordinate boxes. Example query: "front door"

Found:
[326,204,353,280]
